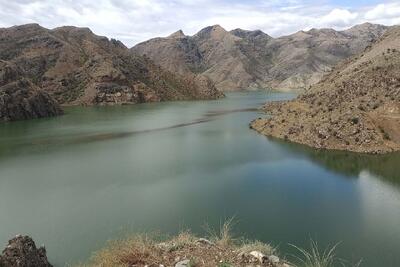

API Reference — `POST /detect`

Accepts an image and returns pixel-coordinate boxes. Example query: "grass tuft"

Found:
[290,240,340,267]
[204,217,237,247]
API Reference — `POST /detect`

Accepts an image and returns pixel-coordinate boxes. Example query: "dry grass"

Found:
[289,240,361,267]
[76,224,356,267]
[290,240,338,267]
[76,220,285,267]
[203,218,237,248]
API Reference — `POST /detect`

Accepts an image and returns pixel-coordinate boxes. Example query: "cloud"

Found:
[0,0,399,47]
[318,9,359,28]
[364,3,400,24]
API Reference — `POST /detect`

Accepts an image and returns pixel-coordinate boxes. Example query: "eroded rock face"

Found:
[0,79,63,122]
[133,23,388,91]
[0,235,52,267]
[251,26,400,154]
[0,60,63,122]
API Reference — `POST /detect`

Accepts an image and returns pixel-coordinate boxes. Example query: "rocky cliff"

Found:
[0,61,63,122]
[0,24,222,121]
[251,26,400,154]
[133,23,388,91]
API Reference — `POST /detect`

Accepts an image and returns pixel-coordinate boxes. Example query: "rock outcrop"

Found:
[251,26,400,154]
[132,23,388,91]
[0,61,63,122]
[0,235,52,267]
[0,23,223,122]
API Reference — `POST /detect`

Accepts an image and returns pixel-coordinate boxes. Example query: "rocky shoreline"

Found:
[250,26,400,154]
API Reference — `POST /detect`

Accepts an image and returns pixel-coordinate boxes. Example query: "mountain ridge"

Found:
[132,23,389,91]
[0,24,223,121]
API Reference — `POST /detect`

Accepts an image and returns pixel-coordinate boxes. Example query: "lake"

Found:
[0,92,399,266]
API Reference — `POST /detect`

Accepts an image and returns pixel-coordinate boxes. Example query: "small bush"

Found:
[383,132,391,140]
[351,117,359,124]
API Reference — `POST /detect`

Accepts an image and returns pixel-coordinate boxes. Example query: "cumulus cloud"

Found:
[0,0,399,47]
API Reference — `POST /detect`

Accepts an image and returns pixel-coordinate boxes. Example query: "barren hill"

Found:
[133,23,388,91]
[0,24,222,121]
[251,26,400,154]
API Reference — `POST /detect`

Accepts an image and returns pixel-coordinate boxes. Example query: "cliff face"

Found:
[0,61,63,122]
[251,26,400,154]
[133,23,388,91]
[0,24,222,122]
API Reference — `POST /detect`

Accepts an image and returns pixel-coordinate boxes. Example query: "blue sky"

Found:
[0,0,399,46]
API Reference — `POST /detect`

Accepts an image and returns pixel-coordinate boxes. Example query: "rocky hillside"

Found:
[0,61,63,122]
[133,23,388,91]
[0,24,222,121]
[251,26,400,154]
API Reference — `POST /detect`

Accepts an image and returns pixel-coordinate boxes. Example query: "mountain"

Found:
[132,23,388,91]
[250,26,400,154]
[0,24,222,122]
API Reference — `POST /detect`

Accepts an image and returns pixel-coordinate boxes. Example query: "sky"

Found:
[0,0,399,47]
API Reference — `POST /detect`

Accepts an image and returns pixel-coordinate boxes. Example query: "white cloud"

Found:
[318,9,359,28]
[364,3,400,25]
[0,0,399,47]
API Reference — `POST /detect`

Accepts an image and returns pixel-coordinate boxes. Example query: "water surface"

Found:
[0,92,399,266]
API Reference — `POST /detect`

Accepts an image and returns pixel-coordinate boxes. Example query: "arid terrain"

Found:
[133,23,388,91]
[251,26,400,154]
[0,24,222,122]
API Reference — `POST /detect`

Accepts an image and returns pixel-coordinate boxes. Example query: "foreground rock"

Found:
[0,235,52,267]
[0,24,223,122]
[133,23,387,91]
[251,26,400,154]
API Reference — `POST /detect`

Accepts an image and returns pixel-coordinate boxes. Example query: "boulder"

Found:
[0,235,52,267]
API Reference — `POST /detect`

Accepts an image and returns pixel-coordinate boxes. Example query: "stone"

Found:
[175,259,190,267]
[0,235,52,267]
[196,238,214,246]
[268,255,280,264]
[249,251,266,263]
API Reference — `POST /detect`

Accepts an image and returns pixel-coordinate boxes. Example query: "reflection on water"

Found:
[0,92,399,267]
[274,138,400,187]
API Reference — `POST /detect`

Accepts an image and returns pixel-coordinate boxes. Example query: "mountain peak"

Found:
[169,30,185,38]
[230,28,271,40]
[343,22,387,37]
[5,23,44,32]
[194,25,229,40]
[210,24,224,30]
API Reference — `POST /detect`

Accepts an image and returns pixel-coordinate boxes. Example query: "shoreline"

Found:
[250,100,400,155]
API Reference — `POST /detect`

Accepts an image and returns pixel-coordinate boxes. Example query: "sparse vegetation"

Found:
[76,220,286,267]
[75,219,362,267]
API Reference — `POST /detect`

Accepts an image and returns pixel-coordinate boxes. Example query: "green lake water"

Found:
[0,92,399,266]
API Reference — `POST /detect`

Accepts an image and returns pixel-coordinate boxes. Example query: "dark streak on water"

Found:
[28,108,258,146]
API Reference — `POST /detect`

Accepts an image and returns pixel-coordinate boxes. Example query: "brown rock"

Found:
[0,235,52,267]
